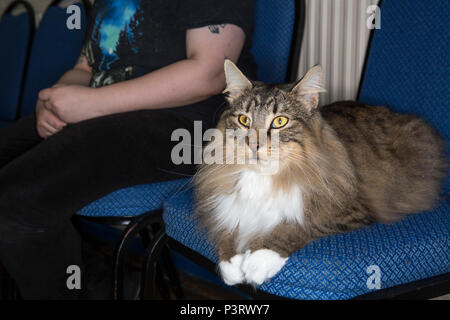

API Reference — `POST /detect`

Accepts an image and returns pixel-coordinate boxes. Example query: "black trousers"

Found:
[0,109,199,299]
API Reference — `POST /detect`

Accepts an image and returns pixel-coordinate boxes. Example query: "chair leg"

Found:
[138,229,170,300]
[141,229,170,299]
[139,227,183,299]
[154,261,171,299]
[111,211,163,300]
[112,227,133,300]
[160,246,184,299]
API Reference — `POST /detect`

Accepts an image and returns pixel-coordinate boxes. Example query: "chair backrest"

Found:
[358,0,449,196]
[19,0,89,117]
[0,0,34,122]
[251,0,304,84]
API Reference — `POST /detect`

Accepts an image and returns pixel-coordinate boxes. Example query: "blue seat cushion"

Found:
[163,187,450,300]
[77,178,190,217]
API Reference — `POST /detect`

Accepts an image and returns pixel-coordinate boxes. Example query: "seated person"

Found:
[0,0,256,299]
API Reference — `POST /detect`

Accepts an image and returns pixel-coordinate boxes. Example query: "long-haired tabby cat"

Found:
[193,60,447,286]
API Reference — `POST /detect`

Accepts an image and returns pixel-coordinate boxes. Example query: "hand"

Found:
[38,85,101,124]
[36,99,67,138]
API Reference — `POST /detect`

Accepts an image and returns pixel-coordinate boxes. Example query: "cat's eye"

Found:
[238,115,251,127]
[271,116,289,129]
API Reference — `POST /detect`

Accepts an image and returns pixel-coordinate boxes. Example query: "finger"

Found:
[37,126,48,139]
[44,101,61,117]
[41,121,59,135]
[37,125,52,139]
[46,110,67,129]
[43,130,52,139]
[38,88,53,101]
[43,100,55,111]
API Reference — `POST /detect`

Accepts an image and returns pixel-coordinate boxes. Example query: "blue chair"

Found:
[139,0,305,299]
[153,0,450,300]
[75,179,190,300]
[0,0,34,128]
[18,0,89,117]
[74,0,306,300]
[250,0,302,83]
[358,0,450,197]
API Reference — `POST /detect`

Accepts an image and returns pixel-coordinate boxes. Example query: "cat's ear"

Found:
[290,65,326,111]
[223,59,252,101]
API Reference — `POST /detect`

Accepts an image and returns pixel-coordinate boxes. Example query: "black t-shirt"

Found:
[84,0,256,125]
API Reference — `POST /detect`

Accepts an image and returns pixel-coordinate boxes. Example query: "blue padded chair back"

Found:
[0,3,34,121]
[358,0,450,196]
[19,3,87,117]
[251,0,296,83]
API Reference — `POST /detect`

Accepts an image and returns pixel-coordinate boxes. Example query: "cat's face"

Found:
[217,60,326,174]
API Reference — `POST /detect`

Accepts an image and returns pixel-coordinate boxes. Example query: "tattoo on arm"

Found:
[208,24,227,34]
[77,55,87,65]
[77,47,87,65]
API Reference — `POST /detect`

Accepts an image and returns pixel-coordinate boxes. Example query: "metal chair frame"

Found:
[73,210,183,300]
[145,233,450,300]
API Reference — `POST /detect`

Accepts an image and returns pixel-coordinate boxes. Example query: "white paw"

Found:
[242,249,287,285]
[218,254,245,286]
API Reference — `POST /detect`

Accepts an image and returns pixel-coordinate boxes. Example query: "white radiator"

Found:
[298,0,380,105]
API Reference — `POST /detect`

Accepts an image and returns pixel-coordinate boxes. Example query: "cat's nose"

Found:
[249,142,259,153]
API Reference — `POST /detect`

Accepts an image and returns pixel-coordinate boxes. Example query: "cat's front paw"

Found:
[242,249,288,285]
[218,254,245,286]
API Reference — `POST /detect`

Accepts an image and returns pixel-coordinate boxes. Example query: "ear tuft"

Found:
[290,65,326,111]
[292,65,326,95]
[223,59,252,101]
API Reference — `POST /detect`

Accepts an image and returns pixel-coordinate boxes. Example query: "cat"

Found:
[193,59,447,286]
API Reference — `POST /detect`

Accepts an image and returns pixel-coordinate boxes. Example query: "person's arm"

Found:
[38,24,246,124]
[56,52,93,87]
[36,51,92,138]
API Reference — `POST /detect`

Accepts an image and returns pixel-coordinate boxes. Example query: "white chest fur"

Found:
[211,170,304,252]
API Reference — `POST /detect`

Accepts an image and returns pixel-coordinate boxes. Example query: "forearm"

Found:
[38,24,244,124]
[56,68,92,87]
[93,58,225,116]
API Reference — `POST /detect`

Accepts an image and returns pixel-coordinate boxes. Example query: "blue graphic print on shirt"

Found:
[91,0,143,71]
